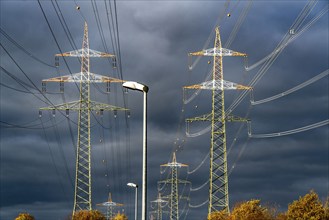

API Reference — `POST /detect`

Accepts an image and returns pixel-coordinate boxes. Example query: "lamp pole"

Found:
[123,81,149,220]
[127,183,138,220]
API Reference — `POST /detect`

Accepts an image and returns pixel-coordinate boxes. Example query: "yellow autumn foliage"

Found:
[72,209,106,220]
[208,191,327,220]
[15,213,35,220]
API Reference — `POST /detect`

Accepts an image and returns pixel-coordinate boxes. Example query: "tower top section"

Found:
[188,27,247,57]
[161,152,188,168]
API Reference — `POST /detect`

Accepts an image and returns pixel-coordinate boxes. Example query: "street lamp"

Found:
[127,183,138,220]
[123,81,149,220]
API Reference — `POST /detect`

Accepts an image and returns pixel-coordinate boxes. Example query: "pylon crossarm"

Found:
[40,100,127,111]
[151,198,168,203]
[189,48,246,57]
[89,101,127,111]
[186,113,212,122]
[42,72,124,83]
[178,196,190,200]
[226,115,250,122]
[177,179,191,184]
[97,202,124,207]
[55,48,115,58]
[158,179,172,184]
[160,162,188,168]
[184,80,251,90]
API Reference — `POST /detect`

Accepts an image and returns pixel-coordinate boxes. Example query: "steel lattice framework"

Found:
[185,27,250,215]
[158,153,189,220]
[40,22,126,215]
[150,193,168,220]
[97,193,123,220]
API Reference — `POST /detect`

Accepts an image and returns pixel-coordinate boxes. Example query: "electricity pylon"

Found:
[150,193,168,220]
[40,22,126,215]
[97,193,124,220]
[184,26,251,215]
[158,153,190,220]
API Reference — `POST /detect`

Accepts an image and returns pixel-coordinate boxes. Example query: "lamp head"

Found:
[127,182,138,188]
[123,81,149,93]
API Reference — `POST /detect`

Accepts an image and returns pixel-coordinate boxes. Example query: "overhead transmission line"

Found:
[185,5,329,139]
[248,119,329,138]
[184,1,326,110]
[184,0,252,106]
[91,0,110,58]
[227,0,324,115]
[1,42,76,193]
[40,116,71,203]
[189,0,232,70]
[245,5,328,72]
[252,69,329,105]
[0,28,55,68]
[51,0,79,51]
[224,0,253,48]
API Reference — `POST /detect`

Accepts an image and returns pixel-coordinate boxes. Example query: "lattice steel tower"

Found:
[150,193,168,220]
[185,27,250,215]
[158,153,189,220]
[97,193,123,220]
[40,22,126,215]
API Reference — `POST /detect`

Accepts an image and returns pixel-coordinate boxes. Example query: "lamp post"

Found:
[127,183,138,220]
[123,81,149,220]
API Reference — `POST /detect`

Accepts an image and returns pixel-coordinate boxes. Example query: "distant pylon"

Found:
[158,153,190,220]
[97,193,124,220]
[185,26,251,216]
[40,22,127,215]
[150,193,168,220]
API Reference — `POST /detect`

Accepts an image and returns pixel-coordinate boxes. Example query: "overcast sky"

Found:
[0,0,328,219]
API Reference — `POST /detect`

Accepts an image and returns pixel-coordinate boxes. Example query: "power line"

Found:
[252,69,329,105]
[0,27,55,68]
[248,119,329,138]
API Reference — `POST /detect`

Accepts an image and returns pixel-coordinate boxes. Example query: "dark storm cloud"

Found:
[1,1,328,220]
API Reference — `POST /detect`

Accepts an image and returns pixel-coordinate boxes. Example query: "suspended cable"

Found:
[91,0,110,57]
[229,137,250,176]
[0,82,34,94]
[189,199,209,209]
[158,170,172,192]
[189,0,231,70]
[182,207,190,220]
[245,6,327,72]
[52,0,79,51]
[73,0,87,21]
[179,198,190,219]
[1,45,80,127]
[39,117,71,202]
[249,119,329,138]
[190,180,209,192]
[53,0,111,97]
[224,0,253,48]
[227,4,328,114]
[252,69,329,105]
[0,27,55,68]
[37,0,79,92]
[0,119,67,130]
[50,116,74,187]
[187,152,209,174]
[0,65,38,91]
[114,0,123,80]
[184,64,212,105]
[104,0,117,57]
[186,124,211,138]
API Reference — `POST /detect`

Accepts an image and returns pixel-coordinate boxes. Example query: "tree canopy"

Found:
[285,190,325,220]
[71,210,106,220]
[208,190,327,220]
[15,213,35,220]
[112,212,128,220]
